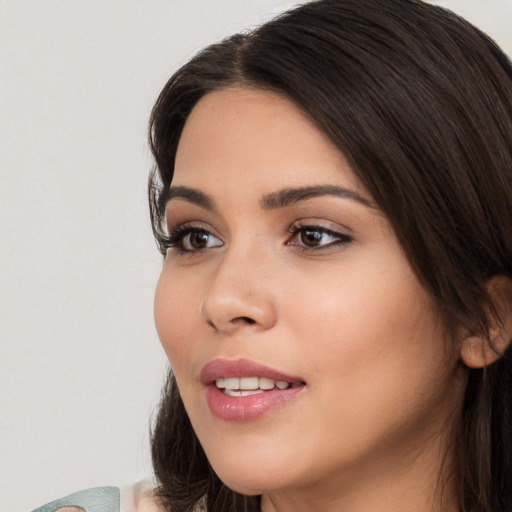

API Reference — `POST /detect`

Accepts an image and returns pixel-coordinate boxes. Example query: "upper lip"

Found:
[200,358,305,385]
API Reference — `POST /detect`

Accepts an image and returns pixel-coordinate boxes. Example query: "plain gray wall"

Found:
[1,1,511,511]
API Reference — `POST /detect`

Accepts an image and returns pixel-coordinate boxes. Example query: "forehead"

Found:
[173,87,363,195]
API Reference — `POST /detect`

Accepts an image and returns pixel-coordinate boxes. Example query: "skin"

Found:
[154,87,467,512]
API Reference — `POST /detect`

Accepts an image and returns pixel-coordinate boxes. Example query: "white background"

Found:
[1,1,511,511]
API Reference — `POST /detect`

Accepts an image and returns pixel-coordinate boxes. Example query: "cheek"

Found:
[288,256,449,402]
[280,264,455,468]
[154,267,200,367]
[287,256,420,345]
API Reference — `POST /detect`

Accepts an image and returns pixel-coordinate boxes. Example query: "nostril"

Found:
[206,317,256,330]
[233,316,256,325]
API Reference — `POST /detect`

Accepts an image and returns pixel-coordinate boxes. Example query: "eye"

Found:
[164,226,223,254]
[181,229,221,251]
[288,224,352,250]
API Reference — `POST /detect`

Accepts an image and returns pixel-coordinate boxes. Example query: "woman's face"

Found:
[154,88,465,500]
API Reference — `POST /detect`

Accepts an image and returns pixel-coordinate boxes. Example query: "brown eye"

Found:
[300,229,324,247]
[186,231,210,249]
[181,229,222,251]
[288,225,353,250]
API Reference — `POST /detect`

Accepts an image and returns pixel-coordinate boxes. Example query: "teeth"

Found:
[239,377,259,390]
[225,389,264,397]
[214,376,292,392]
[224,377,240,389]
[259,377,274,390]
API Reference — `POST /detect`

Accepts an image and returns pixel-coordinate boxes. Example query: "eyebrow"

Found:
[260,185,375,210]
[165,184,375,211]
[166,186,216,211]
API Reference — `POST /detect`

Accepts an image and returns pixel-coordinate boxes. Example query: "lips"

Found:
[200,358,306,422]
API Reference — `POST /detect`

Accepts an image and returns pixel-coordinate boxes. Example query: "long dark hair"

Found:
[148,1,512,510]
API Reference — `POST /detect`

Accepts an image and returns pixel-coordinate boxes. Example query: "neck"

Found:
[260,425,460,512]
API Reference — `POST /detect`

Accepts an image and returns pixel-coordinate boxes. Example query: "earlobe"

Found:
[460,275,512,369]
[460,334,505,368]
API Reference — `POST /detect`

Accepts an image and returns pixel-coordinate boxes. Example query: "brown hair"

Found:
[148,1,512,510]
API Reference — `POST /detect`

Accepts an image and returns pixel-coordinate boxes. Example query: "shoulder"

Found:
[120,481,164,512]
[122,481,205,512]
[30,482,167,512]
[31,487,120,512]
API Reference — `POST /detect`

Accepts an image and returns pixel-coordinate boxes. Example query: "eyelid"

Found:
[286,219,353,250]
[287,218,353,236]
[165,218,214,235]
[162,221,223,255]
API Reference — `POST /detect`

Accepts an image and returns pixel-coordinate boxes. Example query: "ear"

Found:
[460,275,512,368]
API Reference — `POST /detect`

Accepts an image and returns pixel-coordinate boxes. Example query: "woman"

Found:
[34,0,512,511]
[149,0,512,511]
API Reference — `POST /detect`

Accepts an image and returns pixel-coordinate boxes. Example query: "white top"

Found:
[120,480,162,512]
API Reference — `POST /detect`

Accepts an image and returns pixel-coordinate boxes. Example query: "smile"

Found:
[215,376,294,396]
[201,359,306,421]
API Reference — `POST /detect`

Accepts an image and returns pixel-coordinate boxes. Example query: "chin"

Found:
[201,442,295,496]
[212,468,274,496]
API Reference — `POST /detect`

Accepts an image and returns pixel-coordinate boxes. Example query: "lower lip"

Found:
[205,385,304,422]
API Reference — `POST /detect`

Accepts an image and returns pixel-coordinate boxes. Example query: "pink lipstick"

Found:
[200,358,306,422]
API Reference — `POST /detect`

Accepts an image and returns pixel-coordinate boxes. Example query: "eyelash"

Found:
[286,223,353,252]
[161,223,353,256]
[161,225,218,255]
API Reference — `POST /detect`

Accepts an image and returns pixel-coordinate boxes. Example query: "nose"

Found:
[200,246,277,334]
